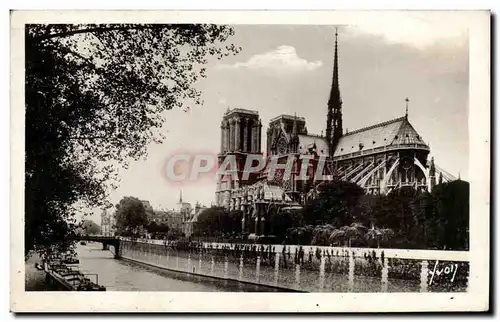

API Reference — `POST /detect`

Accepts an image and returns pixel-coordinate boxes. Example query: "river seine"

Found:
[26,242,285,292]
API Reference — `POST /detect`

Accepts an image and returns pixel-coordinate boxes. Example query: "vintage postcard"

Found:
[10,10,490,312]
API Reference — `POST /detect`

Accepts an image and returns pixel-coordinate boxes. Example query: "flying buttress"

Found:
[357,158,389,188]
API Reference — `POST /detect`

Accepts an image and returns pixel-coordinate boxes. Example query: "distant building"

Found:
[99,208,117,236]
[148,210,169,223]
[183,202,208,237]
[109,212,116,236]
[100,209,108,236]
[139,193,193,234]
[166,211,183,231]
[173,191,193,222]
[141,200,155,219]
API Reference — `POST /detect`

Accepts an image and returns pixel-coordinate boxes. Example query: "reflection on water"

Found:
[76,243,284,292]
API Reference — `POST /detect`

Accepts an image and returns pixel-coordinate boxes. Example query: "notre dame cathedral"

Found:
[214,32,457,238]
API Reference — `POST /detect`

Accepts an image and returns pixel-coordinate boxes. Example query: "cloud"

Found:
[216,45,323,72]
[345,12,468,48]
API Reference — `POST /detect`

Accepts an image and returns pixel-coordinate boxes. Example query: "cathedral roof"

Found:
[297,134,329,156]
[333,116,429,159]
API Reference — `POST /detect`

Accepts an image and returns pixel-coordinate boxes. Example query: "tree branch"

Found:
[33,25,171,41]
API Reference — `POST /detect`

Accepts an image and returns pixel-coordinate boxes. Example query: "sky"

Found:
[88,16,469,223]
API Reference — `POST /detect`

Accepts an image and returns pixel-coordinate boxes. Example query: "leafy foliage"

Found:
[166,228,184,240]
[365,227,394,248]
[302,180,365,226]
[367,181,469,250]
[81,220,101,235]
[372,187,419,245]
[195,207,227,236]
[24,24,239,256]
[114,196,148,236]
[226,210,244,235]
[146,221,170,239]
[194,207,244,237]
[286,225,314,245]
[431,180,469,250]
[327,223,367,247]
[269,210,303,241]
[282,180,469,250]
[311,224,335,246]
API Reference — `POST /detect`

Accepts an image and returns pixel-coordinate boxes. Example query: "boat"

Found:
[35,250,106,291]
[62,253,80,265]
[41,262,106,291]
[80,241,87,246]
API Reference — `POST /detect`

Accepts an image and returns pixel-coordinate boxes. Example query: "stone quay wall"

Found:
[118,238,469,293]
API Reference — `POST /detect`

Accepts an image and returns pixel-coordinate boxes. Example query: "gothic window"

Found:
[401,157,413,170]
[277,137,287,155]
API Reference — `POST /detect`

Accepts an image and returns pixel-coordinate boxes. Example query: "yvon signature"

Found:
[429,260,459,285]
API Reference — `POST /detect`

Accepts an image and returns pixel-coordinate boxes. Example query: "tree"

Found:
[166,228,184,240]
[226,210,243,236]
[372,187,418,247]
[287,225,314,245]
[147,221,159,238]
[195,207,227,236]
[355,194,379,228]
[365,227,394,248]
[114,197,148,236]
[432,180,469,250]
[270,211,292,241]
[157,223,170,239]
[368,182,469,250]
[25,24,239,256]
[302,180,365,226]
[329,228,345,246]
[334,223,366,247]
[74,219,101,236]
[411,191,434,248]
[147,221,170,239]
[82,220,101,235]
[311,224,335,246]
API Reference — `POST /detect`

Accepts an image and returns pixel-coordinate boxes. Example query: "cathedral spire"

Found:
[179,190,183,203]
[429,157,436,177]
[429,157,436,191]
[405,97,410,118]
[292,113,298,138]
[291,113,299,153]
[326,28,343,158]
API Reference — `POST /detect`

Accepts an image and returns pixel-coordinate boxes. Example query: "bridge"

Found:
[72,235,121,258]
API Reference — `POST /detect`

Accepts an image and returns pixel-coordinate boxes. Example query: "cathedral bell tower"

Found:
[215,108,262,208]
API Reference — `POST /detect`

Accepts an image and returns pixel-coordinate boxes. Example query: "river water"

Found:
[47,243,283,292]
